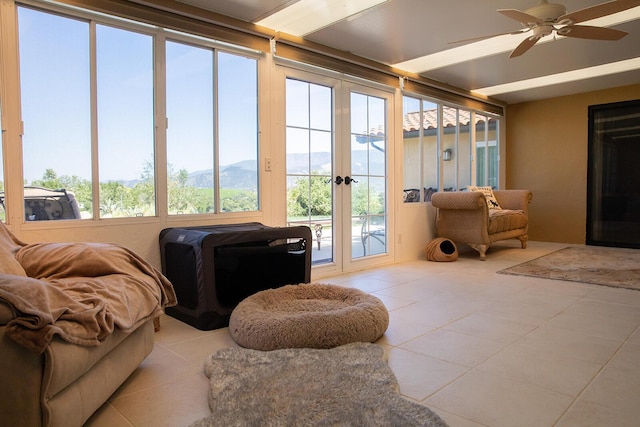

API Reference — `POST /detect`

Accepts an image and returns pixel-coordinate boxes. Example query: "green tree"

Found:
[99,181,128,217]
[22,164,264,218]
[31,168,61,189]
[167,166,204,214]
[287,174,332,218]
[220,189,257,212]
[134,160,156,214]
[352,182,383,216]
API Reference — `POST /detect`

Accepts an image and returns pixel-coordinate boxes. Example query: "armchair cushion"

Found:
[488,209,527,234]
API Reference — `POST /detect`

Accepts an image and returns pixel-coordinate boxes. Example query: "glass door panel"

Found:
[285,78,334,265]
[349,92,387,259]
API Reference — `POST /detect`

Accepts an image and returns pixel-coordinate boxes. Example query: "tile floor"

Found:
[86,241,640,427]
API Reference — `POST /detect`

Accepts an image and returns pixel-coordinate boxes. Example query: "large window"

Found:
[166,41,215,214]
[166,43,258,214]
[96,24,155,217]
[402,98,439,202]
[18,7,92,219]
[217,52,258,212]
[16,5,259,221]
[402,95,500,202]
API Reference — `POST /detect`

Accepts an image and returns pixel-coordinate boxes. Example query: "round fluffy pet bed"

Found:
[229,283,389,351]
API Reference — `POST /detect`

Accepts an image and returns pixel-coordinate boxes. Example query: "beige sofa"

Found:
[431,190,532,260]
[0,222,176,426]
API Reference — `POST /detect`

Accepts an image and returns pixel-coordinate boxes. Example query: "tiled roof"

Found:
[362,110,496,137]
[403,109,495,132]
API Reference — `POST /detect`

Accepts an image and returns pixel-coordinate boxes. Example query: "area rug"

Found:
[498,246,640,290]
[191,342,448,427]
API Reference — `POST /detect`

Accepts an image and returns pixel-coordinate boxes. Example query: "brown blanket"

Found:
[0,242,176,353]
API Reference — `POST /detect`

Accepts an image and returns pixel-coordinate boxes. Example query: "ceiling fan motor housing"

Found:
[525,0,567,24]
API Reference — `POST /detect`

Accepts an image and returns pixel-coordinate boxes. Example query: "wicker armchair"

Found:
[431,190,532,260]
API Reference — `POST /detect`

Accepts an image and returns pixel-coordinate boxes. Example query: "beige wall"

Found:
[505,83,640,244]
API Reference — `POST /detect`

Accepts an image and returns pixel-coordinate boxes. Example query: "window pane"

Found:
[442,106,457,191]
[488,117,499,189]
[309,83,331,131]
[350,92,368,138]
[422,100,439,201]
[166,41,214,214]
[477,115,499,189]
[286,128,311,175]
[286,79,310,129]
[218,52,258,212]
[18,7,91,220]
[402,96,421,202]
[476,115,487,186]
[97,25,154,217]
[457,110,472,190]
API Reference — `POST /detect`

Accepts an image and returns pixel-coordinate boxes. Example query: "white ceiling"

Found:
[173,0,640,104]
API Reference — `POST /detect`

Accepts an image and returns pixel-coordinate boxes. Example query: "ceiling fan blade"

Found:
[509,36,539,58]
[498,8,542,25]
[449,28,529,44]
[559,0,640,25]
[557,24,629,40]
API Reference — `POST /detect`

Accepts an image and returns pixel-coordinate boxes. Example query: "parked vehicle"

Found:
[0,186,82,221]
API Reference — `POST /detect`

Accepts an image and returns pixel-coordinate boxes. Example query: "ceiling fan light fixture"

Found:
[533,24,554,38]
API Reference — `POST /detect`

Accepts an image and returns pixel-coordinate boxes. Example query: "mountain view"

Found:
[119,150,384,189]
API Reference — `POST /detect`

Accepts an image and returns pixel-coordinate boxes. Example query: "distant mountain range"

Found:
[120,150,384,189]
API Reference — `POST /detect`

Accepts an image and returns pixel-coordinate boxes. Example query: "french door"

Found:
[282,68,393,275]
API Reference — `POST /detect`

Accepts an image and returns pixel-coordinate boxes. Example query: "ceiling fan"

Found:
[451,0,640,58]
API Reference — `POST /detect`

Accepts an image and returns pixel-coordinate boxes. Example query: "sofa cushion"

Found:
[488,209,527,234]
[468,186,502,210]
[44,323,143,397]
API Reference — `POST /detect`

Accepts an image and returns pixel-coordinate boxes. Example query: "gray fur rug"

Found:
[191,342,448,427]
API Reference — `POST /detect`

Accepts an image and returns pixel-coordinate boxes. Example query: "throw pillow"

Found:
[467,185,502,210]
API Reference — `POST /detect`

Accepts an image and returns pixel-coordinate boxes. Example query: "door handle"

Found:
[344,176,358,185]
[334,176,343,185]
